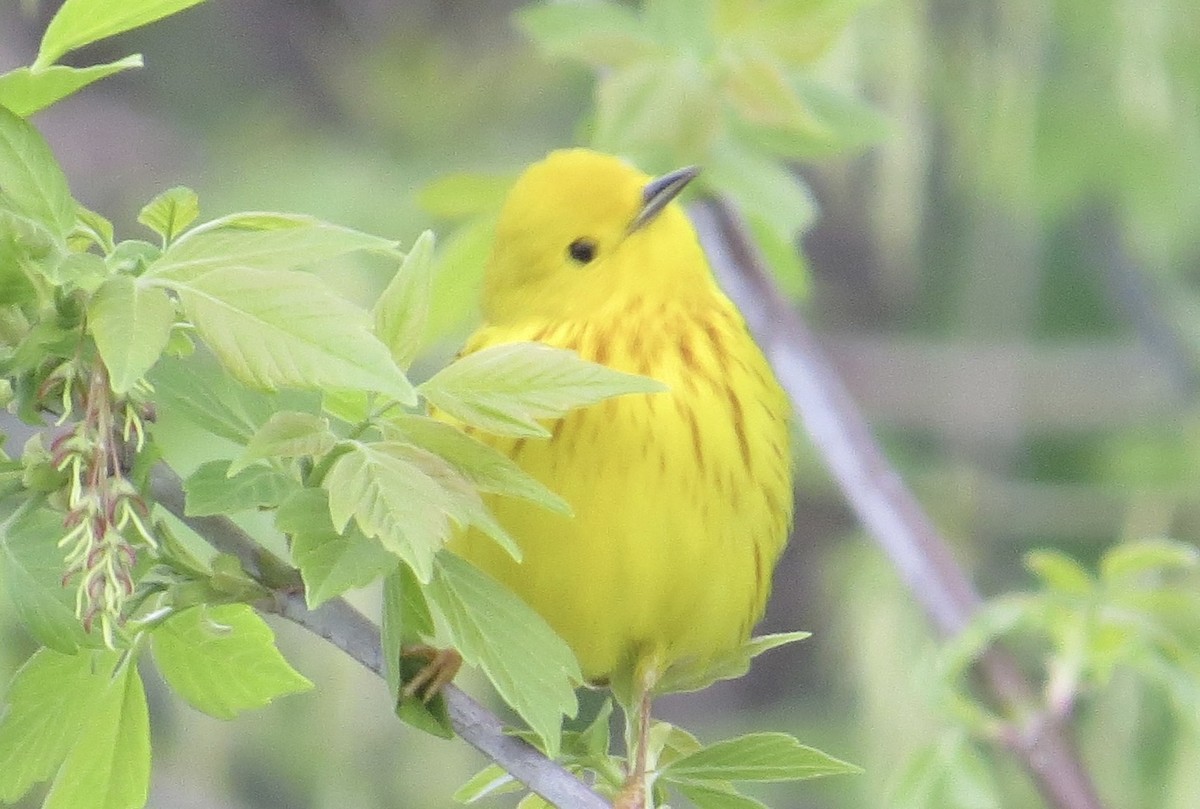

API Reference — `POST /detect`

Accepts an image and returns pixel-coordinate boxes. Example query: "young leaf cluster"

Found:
[941,538,1200,735]
[517,0,884,295]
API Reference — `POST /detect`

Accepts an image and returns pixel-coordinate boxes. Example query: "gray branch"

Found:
[149,467,610,809]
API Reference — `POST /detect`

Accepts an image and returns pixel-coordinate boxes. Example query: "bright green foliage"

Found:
[150,604,313,720]
[0,502,91,654]
[943,538,1200,720]
[425,552,581,758]
[420,342,668,438]
[137,186,200,245]
[278,488,397,608]
[0,650,146,809]
[375,229,437,369]
[86,274,175,393]
[183,460,299,516]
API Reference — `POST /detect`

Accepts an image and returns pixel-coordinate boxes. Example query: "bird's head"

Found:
[482,149,707,324]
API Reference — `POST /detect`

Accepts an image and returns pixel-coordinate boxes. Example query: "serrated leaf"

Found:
[1100,538,1200,583]
[0,56,143,117]
[421,342,666,438]
[375,229,435,369]
[656,631,810,695]
[146,211,400,282]
[149,354,286,444]
[277,488,397,608]
[0,105,74,237]
[151,603,313,720]
[323,442,454,582]
[183,459,297,516]
[0,503,90,653]
[87,274,175,394]
[36,0,206,67]
[675,781,769,809]
[517,2,659,68]
[425,552,580,757]
[232,411,337,474]
[663,733,860,783]
[0,649,118,803]
[391,414,570,515]
[1025,549,1093,596]
[43,659,149,809]
[138,186,199,243]
[164,266,416,403]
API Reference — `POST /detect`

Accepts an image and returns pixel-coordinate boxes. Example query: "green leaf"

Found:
[1100,538,1200,584]
[277,488,397,608]
[323,441,454,582]
[183,459,297,516]
[0,503,90,653]
[1025,549,1093,596]
[149,354,282,444]
[655,631,810,695]
[36,0,207,67]
[43,659,150,809]
[381,566,453,738]
[151,603,313,720]
[0,105,75,237]
[425,552,580,757]
[164,266,416,403]
[592,59,718,158]
[73,204,115,253]
[87,274,175,394]
[518,2,658,68]
[662,732,861,783]
[675,781,768,809]
[453,763,518,803]
[706,135,817,243]
[420,342,666,438]
[232,411,337,475]
[146,211,400,282]
[0,56,143,117]
[0,649,118,803]
[721,49,824,134]
[390,414,570,515]
[374,229,435,369]
[138,186,200,243]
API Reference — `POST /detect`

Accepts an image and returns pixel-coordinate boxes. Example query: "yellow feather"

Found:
[452,148,793,685]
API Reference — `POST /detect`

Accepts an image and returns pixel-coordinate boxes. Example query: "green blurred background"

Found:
[2,0,1200,807]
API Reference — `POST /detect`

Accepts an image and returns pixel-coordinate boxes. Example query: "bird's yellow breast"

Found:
[452,289,793,683]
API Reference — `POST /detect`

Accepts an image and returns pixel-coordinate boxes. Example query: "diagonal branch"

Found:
[149,466,610,809]
[694,198,1106,809]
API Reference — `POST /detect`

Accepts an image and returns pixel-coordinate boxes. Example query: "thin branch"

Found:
[149,466,611,809]
[694,198,1106,809]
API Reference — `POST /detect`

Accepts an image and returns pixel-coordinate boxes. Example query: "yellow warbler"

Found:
[452,148,793,799]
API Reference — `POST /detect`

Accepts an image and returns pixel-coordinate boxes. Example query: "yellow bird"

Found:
[452,148,794,803]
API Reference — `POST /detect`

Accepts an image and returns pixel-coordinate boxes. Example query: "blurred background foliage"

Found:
[2,0,1200,807]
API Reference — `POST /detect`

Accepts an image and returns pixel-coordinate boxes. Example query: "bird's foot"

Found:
[400,645,462,702]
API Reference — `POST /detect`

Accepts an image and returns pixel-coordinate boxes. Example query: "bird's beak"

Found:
[628,165,700,233]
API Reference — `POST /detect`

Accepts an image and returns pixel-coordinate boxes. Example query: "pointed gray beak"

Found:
[628,165,700,233]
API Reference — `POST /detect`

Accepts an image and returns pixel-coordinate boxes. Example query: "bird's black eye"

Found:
[568,238,597,265]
